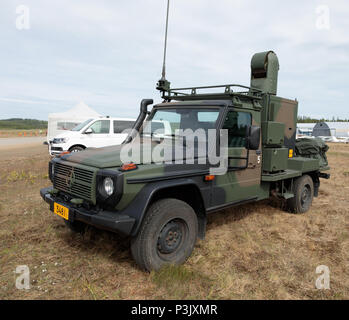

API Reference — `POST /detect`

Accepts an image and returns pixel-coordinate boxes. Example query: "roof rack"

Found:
[159,84,263,101]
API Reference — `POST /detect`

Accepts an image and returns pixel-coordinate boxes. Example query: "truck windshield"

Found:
[71,119,93,131]
[141,108,220,137]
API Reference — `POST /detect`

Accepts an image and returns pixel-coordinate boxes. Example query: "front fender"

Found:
[120,178,206,237]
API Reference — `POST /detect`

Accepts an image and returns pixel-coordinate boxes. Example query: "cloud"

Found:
[0,97,48,104]
[0,0,348,120]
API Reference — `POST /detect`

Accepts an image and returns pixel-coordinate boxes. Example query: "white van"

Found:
[49,117,135,155]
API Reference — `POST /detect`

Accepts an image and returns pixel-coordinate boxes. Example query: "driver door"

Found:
[210,109,262,208]
[83,120,111,148]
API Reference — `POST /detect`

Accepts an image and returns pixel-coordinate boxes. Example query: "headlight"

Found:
[53,137,68,144]
[96,171,122,207]
[103,177,114,196]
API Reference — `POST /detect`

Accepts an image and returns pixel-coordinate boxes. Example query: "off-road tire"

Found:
[286,175,314,214]
[64,220,86,233]
[69,145,85,153]
[131,198,198,271]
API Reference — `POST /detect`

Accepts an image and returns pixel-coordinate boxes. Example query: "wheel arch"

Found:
[68,144,86,151]
[307,171,320,197]
[128,180,207,239]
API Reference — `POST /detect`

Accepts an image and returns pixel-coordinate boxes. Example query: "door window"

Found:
[88,120,110,134]
[222,111,251,147]
[113,120,134,133]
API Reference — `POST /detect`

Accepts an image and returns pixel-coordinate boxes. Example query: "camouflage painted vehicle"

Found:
[40,51,330,271]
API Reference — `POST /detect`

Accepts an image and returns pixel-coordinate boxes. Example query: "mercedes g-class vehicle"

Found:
[40,51,330,271]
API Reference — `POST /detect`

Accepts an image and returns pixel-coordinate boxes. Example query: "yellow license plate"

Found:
[53,203,69,220]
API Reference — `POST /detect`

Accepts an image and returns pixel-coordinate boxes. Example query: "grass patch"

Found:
[151,264,197,284]
[7,170,38,184]
[151,264,213,299]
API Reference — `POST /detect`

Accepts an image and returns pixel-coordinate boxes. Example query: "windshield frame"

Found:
[137,104,229,160]
[140,105,225,138]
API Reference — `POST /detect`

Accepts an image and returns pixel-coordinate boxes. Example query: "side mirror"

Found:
[246,125,260,150]
[84,128,93,134]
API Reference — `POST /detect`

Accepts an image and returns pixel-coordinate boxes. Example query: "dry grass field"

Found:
[0,141,348,300]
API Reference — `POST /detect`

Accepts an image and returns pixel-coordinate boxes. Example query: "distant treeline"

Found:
[298,116,349,123]
[0,118,48,130]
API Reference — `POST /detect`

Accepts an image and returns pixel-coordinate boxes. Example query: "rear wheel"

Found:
[131,198,198,271]
[69,145,85,153]
[286,175,314,213]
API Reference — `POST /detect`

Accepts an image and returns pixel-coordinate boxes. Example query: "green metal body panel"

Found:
[262,148,288,172]
[287,157,320,173]
[262,121,284,147]
[250,51,279,95]
[261,95,298,152]
[261,169,301,182]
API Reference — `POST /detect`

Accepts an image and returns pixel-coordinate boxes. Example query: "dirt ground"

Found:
[0,137,46,161]
[0,141,348,300]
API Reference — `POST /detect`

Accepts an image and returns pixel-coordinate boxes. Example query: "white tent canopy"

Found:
[47,102,101,141]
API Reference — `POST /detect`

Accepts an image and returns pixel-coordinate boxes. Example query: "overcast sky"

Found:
[0,0,348,120]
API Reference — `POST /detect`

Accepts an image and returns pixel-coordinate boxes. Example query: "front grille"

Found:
[53,162,94,202]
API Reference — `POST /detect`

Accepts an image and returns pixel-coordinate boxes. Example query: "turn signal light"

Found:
[204,175,215,181]
[58,151,70,157]
[121,162,137,171]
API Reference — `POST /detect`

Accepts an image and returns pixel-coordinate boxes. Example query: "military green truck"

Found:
[40,51,330,271]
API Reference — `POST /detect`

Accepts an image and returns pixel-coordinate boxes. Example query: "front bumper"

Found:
[40,186,135,235]
[49,144,66,156]
[50,146,64,155]
[49,142,67,155]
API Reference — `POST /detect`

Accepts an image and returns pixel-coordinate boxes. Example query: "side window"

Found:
[197,111,220,131]
[222,111,251,147]
[113,121,134,133]
[88,120,110,134]
[150,121,165,134]
[197,111,219,123]
[57,122,80,130]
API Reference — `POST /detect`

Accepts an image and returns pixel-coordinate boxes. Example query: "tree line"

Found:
[297,116,349,123]
[0,118,48,130]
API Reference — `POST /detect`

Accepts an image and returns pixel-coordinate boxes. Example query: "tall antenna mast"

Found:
[161,0,170,80]
[157,0,171,94]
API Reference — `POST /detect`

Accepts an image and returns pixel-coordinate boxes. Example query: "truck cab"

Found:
[40,51,330,271]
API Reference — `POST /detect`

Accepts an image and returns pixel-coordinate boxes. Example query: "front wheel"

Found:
[286,175,314,213]
[131,198,198,271]
[69,145,85,153]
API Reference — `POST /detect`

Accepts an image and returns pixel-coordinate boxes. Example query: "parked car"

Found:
[49,117,135,155]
